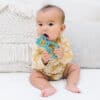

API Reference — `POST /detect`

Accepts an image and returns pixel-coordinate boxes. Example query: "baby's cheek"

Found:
[51,35,56,40]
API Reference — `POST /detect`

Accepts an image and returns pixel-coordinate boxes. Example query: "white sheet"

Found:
[0,69,100,100]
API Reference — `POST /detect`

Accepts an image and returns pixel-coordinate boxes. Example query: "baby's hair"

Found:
[38,4,65,24]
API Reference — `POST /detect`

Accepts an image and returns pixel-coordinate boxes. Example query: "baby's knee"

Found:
[29,70,39,82]
[71,64,80,72]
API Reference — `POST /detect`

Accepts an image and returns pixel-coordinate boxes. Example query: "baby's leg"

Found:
[63,63,80,93]
[29,70,56,97]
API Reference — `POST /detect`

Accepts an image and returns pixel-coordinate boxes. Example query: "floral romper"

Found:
[32,36,73,80]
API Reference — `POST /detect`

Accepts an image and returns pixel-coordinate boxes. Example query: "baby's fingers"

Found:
[42,51,50,59]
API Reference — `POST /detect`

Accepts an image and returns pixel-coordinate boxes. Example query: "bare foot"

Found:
[66,85,80,93]
[41,87,57,97]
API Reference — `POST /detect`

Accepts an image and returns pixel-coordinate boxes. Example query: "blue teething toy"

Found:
[36,35,59,59]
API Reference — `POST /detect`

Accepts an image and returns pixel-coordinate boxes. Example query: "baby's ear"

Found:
[61,24,66,32]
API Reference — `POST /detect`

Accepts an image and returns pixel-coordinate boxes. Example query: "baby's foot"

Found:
[66,85,80,93]
[41,87,57,97]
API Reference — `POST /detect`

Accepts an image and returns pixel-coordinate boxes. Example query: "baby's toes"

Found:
[41,88,56,97]
[74,87,81,93]
[41,89,47,97]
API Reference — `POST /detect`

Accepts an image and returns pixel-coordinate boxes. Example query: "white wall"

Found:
[0,0,100,72]
[45,0,100,22]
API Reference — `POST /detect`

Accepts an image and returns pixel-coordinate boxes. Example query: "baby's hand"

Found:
[53,47,63,59]
[42,51,50,64]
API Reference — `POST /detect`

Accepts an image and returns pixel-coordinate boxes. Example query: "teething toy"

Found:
[36,35,59,59]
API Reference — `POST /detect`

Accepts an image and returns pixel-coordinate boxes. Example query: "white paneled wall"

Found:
[0,0,100,72]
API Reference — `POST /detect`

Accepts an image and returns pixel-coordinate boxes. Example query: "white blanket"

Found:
[0,69,100,100]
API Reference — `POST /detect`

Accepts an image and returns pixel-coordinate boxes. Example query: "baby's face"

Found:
[36,9,65,41]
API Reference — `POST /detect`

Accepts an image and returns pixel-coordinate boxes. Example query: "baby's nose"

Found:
[42,25,48,30]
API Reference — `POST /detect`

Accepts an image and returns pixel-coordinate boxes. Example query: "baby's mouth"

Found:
[43,33,49,39]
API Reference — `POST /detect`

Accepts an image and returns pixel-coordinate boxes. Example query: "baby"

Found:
[29,4,80,97]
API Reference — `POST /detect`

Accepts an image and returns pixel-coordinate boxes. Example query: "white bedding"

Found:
[0,69,100,100]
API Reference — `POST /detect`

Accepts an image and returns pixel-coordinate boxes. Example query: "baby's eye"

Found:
[48,23,54,26]
[38,23,43,26]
